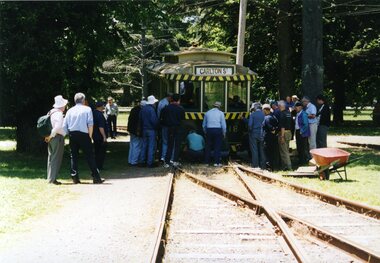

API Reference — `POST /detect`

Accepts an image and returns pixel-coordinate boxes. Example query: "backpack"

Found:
[36,110,57,137]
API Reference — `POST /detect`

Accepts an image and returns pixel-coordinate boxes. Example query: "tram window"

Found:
[179,81,201,112]
[204,82,225,112]
[227,82,247,112]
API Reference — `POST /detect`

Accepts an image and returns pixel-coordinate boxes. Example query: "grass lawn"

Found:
[0,127,131,236]
[281,148,380,207]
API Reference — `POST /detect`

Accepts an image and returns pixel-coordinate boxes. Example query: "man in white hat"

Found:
[139,95,159,167]
[45,95,68,185]
[202,101,227,167]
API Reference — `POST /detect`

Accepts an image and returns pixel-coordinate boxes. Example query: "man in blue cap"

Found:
[93,101,108,170]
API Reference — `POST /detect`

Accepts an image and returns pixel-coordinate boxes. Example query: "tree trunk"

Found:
[301,0,323,103]
[16,118,45,153]
[277,0,294,100]
[332,63,345,124]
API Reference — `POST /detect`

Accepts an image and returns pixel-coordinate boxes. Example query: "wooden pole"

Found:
[236,0,247,66]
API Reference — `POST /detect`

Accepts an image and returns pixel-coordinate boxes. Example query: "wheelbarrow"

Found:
[310,148,353,180]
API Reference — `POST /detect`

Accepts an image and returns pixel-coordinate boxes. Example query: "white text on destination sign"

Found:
[195,67,233,76]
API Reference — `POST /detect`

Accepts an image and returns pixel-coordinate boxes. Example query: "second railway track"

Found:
[150,165,379,262]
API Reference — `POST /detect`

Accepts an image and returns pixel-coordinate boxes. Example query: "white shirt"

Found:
[50,110,65,137]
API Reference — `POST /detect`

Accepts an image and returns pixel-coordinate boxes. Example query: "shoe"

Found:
[51,180,62,185]
[72,176,81,184]
[160,158,165,163]
[163,163,170,168]
[172,162,181,168]
[213,163,223,167]
[93,178,105,184]
[147,163,158,168]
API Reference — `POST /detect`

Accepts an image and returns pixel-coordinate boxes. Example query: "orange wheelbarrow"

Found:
[310,148,352,180]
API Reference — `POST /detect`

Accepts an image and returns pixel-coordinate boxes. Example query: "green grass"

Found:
[0,147,76,235]
[330,109,380,136]
[0,127,132,235]
[281,149,380,207]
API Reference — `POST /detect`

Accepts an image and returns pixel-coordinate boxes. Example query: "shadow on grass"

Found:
[0,140,169,181]
[330,120,380,136]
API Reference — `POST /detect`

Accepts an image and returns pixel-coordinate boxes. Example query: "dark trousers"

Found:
[296,130,310,165]
[69,131,100,180]
[165,126,182,163]
[94,140,107,170]
[107,115,117,137]
[264,134,280,170]
[205,128,223,164]
[185,149,204,162]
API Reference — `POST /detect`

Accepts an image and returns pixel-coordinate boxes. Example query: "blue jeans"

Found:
[142,129,156,166]
[161,127,168,160]
[249,132,265,169]
[128,134,143,165]
[205,128,223,164]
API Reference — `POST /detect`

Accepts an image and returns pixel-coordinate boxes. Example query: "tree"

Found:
[301,0,323,103]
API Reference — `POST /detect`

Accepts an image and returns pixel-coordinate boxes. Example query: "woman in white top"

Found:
[45,95,68,185]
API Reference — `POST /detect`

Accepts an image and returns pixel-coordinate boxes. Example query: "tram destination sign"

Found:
[194,65,235,76]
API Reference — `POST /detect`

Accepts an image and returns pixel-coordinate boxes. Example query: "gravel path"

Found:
[0,168,170,263]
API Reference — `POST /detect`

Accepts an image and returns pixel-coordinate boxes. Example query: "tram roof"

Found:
[147,60,257,81]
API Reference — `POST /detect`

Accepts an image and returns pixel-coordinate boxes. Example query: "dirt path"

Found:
[0,169,170,263]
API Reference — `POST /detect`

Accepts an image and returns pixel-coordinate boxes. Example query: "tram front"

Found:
[147,47,257,152]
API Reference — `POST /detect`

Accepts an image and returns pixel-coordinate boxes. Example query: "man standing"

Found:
[106,96,119,139]
[248,102,265,169]
[140,95,159,168]
[157,93,172,162]
[294,101,310,165]
[63,93,104,184]
[302,96,318,150]
[278,100,292,170]
[93,101,108,170]
[161,93,185,168]
[316,94,331,148]
[202,101,227,167]
[262,104,279,170]
[128,99,143,166]
[45,95,68,185]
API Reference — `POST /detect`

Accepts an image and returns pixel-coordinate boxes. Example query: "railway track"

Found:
[149,166,378,262]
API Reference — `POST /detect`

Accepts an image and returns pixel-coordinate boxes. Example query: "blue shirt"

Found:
[140,104,159,130]
[306,102,318,124]
[157,98,169,119]
[63,104,93,134]
[202,108,227,134]
[187,133,205,151]
[248,109,265,135]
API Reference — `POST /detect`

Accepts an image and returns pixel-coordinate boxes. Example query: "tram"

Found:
[147,47,257,152]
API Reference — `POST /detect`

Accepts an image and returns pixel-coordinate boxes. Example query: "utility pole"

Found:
[236,0,247,66]
[301,0,323,103]
[141,25,148,98]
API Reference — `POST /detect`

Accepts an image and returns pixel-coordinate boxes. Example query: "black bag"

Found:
[36,111,54,137]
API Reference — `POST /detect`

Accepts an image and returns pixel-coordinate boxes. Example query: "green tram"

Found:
[147,47,257,152]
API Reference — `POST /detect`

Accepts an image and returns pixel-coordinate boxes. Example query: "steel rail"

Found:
[149,173,174,263]
[233,165,380,263]
[178,168,311,263]
[236,164,380,219]
[279,211,380,263]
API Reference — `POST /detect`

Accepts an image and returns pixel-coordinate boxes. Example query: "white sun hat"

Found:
[147,95,158,105]
[53,95,68,108]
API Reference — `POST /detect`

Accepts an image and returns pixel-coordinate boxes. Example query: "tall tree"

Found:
[301,0,323,102]
[277,0,295,99]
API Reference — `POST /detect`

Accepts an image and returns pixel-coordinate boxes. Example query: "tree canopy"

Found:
[0,0,379,152]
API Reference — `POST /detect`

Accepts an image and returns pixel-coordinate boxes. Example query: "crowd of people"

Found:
[44,91,331,184]
[249,94,331,171]
[45,93,119,185]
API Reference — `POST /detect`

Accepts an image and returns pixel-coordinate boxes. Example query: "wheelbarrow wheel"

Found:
[319,170,330,180]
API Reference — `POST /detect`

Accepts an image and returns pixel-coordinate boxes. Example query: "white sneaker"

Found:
[163,163,170,168]
[213,163,223,167]
[172,162,181,167]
